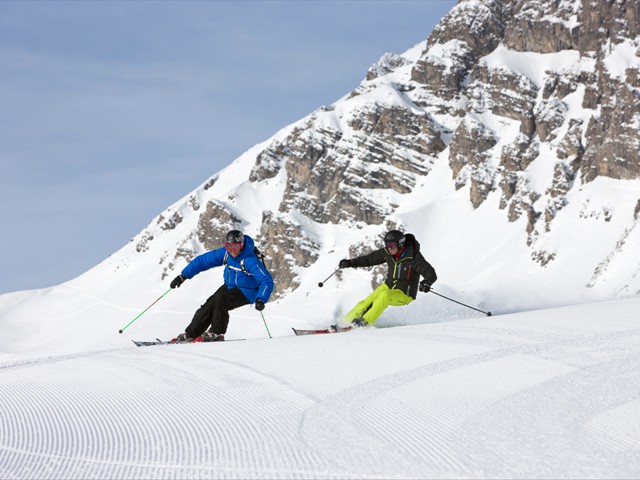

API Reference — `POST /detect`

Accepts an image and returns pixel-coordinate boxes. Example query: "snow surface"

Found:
[1,297,640,479]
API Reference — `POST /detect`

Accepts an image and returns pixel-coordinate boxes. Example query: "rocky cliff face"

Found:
[413,0,640,246]
[133,0,640,300]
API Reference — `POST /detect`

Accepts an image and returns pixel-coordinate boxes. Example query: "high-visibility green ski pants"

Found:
[343,283,413,326]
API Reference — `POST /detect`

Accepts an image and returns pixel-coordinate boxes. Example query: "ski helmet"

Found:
[384,230,405,249]
[225,230,244,252]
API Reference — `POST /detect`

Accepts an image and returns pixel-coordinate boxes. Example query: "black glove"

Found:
[255,299,265,311]
[419,279,431,293]
[170,274,186,289]
[339,259,351,269]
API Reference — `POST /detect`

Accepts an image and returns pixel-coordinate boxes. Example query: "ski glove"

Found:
[419,279,431,293]
[339,259,352,269]
[255,299,265,311]
[170,274,186,289]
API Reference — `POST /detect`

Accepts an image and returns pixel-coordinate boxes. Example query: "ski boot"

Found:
[352,317,369,328]
[170,332,194,343]
[200,331,225,342]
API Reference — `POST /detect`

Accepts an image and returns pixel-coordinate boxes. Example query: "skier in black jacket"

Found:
[338,230,437,327]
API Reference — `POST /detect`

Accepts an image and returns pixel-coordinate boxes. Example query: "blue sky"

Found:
[0,0,454,295]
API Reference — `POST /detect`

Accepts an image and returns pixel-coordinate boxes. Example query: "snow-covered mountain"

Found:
[1,0,639,356]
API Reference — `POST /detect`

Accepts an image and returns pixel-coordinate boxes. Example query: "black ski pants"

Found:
[185,284,250,337]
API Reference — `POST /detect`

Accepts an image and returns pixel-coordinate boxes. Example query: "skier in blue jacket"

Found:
[169,230,274,342]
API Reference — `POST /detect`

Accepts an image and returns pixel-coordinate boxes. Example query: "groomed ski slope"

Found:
[1,297,640,479]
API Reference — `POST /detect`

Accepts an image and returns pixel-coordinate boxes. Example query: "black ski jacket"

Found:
[349,234,437,299]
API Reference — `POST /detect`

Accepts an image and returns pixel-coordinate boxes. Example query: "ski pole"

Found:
[118,287,173,333]
[318,268,340,288]
[259,310,272,339]
[430,289,492,317]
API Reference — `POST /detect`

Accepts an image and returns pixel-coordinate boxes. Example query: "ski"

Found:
[292,325,353,336]
[132,338,187,347]
[132,340,166,347]
[132,337,244,347]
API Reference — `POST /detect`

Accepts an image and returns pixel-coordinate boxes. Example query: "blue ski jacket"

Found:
[181,235,274,304]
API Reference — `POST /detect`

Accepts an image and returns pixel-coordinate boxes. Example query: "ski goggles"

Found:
[385,241,400,250]
[225,242,243,253]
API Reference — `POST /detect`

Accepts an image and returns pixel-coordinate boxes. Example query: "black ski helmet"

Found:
[384,230,405,249]
[225,229,244,245]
